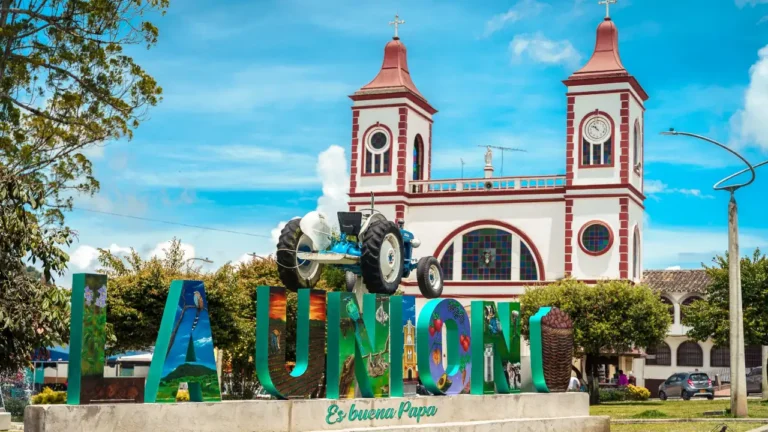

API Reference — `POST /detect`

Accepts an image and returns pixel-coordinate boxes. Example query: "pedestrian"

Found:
[618,370,629,386]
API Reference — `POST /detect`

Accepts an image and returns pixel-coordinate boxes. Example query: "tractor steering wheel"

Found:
[357,208,381,216]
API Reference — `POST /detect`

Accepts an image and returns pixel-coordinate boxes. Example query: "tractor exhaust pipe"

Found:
[370,191,375,210]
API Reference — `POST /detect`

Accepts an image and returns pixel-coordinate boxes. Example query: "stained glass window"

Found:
[440,244,453,281]
[520,242,538,281]
[581,223,611,254]
[582,139,591,165]
[602,138,612,164]
[461,229,512,280]
[633,120,640,166]
[413,135,423,181]
[364,129,391,174]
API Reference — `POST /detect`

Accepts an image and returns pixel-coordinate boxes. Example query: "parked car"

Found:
[658,372,714,401]
[747,367,763,395]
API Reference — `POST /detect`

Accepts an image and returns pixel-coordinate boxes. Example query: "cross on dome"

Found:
[598,0,617,19]
[389,14,405,39]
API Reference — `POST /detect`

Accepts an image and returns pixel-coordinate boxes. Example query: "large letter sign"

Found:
[255,286,327,399]
[67,274,144,405]
[470,300,521,395]
[145,280,221,403]
[417,298,471,395]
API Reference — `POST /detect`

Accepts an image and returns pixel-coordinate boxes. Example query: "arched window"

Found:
[633,119,641,170]
[632,228,641,279]
[413,135,424,181]
[461,229,512,280]
[520,243,538,281]
[660,296,675,323]
[680,296,702,323]
[581,113,614,167]
[645,342,671,366]
[440,244,454,281]
[363,124,392,175]
[677,341,703,367]
[711,346,729,367]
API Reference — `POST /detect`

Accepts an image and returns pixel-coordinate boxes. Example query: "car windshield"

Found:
[690,373,708,381]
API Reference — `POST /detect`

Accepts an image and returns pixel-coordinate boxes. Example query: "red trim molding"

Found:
[349,110,360,193]
[396,107,408,192]
[361,122,393,177]
[566,96,575,186]
[577,220,614,256]
[578,110,616,169]
[353,103,433,124]
[562,75,649,102]
[564,198,573,276]
[619,197,629,278]
[566,89,646,111]
[349,91,438,115]
[432,220,546,281]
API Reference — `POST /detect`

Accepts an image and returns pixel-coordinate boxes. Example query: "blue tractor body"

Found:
[323,228,418,278]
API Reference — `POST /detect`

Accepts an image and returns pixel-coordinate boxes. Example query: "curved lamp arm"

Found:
[660,130,756,192]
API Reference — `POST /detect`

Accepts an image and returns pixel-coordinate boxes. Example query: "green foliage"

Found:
[0,0,167,374]
[627,384,651,401]
[31,387,66,404]
[683,249,768,346]
[3,396,28,419]
[599,387,628,402]
[520,279,672,356]
[631,409,668,419]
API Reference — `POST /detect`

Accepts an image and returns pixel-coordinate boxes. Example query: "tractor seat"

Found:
[337,212,363,236]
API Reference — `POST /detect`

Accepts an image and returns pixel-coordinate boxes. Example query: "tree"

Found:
[683,249,768,399]
[0,0,166,374]
[520,279,672,405]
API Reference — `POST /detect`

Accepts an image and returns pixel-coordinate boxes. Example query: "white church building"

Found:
[346,13,646,309]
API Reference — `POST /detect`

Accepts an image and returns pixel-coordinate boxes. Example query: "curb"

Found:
[612,418,768,424]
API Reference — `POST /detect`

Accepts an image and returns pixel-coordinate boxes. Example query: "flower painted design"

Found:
[95,285,107,308]
[84,287,93,306]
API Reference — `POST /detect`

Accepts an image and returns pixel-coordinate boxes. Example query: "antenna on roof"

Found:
[476,145,527,177]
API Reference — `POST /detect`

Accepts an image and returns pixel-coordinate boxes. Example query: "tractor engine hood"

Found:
[299,211,333,251]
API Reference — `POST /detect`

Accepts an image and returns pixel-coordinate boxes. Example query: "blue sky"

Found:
[62,0,768,284]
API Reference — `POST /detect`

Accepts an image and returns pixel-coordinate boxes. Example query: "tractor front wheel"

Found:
[360,220,403,295]
[416,257,444,299]
[276,219,323,291]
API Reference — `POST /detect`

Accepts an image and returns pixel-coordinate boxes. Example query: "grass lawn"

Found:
[590,399,768,419]
[611,422,759,432]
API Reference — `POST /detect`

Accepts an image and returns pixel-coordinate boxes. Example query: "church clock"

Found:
[584,116,611,142]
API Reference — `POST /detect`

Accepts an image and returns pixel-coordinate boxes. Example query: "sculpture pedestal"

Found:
[24,393,608,432]
[0,411,10,431]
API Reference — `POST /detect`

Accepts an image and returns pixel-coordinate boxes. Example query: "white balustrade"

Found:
[409,175,566,194]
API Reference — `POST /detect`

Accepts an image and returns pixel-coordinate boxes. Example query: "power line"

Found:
[69,206,272,239]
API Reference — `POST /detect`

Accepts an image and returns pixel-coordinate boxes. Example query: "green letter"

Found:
[529,306,551,393]
[470,301,522,394]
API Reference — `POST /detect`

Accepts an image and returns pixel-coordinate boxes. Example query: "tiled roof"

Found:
[642,269,710,294]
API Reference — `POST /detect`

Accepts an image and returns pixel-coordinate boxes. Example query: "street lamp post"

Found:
[661,129,767,418]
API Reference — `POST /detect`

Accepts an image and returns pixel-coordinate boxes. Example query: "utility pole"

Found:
[460,158,465,179]
[662,129,767,417]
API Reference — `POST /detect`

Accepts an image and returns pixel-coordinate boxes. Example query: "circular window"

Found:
[579,222,613,255]
[369,131,389,152]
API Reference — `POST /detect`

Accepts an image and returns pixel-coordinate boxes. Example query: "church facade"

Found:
[346,14,647,309]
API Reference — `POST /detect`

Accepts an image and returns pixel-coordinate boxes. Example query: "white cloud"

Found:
[735,0,768,7]
[665,266,682,271]
[644,179,714,199]
[68,243,133,271]
[509,33,581,68]
[759,15,768,24]
[730,44,768,151]
[483,0,548,37]
[149,240,195,261]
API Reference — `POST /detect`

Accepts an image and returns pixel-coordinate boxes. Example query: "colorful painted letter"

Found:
[255,286,327,399]
[529,306,551,393]
[470,301,522,395]
[67,274,144,405]
[327,292,392,398]
[389,295,417,397]
[417,298,471,395]
[145,280,221,403]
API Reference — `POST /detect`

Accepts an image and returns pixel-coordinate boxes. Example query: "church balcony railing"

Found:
[409,175,566,194]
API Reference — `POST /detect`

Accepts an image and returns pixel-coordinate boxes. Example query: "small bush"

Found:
[599,387,628,402]
[31,387,66,404]
[632,409,668,419]
[627,384,651,401]
[3,397,28,420]
[175,389,190,402]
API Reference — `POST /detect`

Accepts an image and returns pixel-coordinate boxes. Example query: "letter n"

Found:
[145,280,221,403]
[255,286,327,399]
[67,274,144,405]
[327,292,391,398]
[470,301,522,395]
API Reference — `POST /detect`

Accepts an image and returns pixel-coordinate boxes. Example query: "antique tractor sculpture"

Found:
[276,195,443,298]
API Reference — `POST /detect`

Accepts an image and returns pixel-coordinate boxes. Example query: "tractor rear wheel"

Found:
[417,256,443,298]
[276,219,323,291]
[360,220,403,295]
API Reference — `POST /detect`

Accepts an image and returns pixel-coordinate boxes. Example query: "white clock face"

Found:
[585,117,611,142]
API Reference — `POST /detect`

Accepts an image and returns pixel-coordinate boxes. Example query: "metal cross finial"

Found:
[598,0,617,18]
[389,14,405,38]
